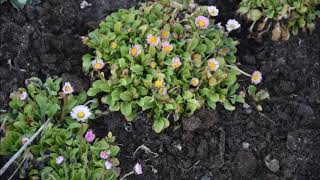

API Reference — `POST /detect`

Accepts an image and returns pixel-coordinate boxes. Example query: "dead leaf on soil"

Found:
[272,22,281,41]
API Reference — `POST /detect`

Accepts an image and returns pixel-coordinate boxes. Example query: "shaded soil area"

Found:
[1,0,320,179]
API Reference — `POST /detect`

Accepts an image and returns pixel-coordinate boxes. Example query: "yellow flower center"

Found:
[198,20,206,27]
[149,36,157,44]
[161,31,169,39]
[252,73,260,81]
[209,62,216,70]
[77,111,85,118]
[229,24,236,29]
[131,47,137,56]
[191,78,199,86]
[111,42,117,49]
[94,63,102,69]
[65,85,71,91]
[154,80,164,88]
[172,60,181,69]
[209,78,217,86]
[163,46,171,53]
[82,37,89,44]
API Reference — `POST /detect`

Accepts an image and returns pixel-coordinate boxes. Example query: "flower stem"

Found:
[119,171,134,180]
[225,64,251,77]
[59,94,68,124]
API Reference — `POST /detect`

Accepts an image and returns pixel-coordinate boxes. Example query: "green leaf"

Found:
[247,9,262,21]
[163,117,170,129]
[68,122,81,129]
[137,96,154,110]
[255,90,270,102]
[223,99,235,111]
[182,91,193,99]
[120,91,133,101]
[187,35,199,51]
[120,102,132,117]
[114,21,122,33]
[82,54,92,74]
[208,93,219,102]
[109,145,120,157]
[9,0,27,10]
[118,58,127,68]
[153,118,164,133]
[130,65,144,75]
[248,85,257,96]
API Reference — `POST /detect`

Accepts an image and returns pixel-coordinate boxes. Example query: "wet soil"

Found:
[1,0,320,179]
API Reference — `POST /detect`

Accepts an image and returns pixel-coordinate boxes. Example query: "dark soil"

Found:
[1,0,320,180]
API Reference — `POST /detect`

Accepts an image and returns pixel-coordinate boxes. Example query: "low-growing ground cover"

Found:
[0,0,320,179]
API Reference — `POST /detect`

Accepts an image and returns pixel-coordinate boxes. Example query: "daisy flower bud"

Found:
[207,58,220,71]
[171,57,182,69]
[129,45,142,57]
[159,87,167,95]
[20,92,28,101]
[84,130,96,142]
[134,163,143,175]
[226,19,241,32]
[62,82,74,94]
[161,42,173,54]
[71,105,92,122]
[100,150,110,159]
[160,30,170,40]
[195,16,209,29]
[191,78,199,87]
[251,71,262,84]
[56,156,64,165]
[111,42,117,49]
[209,77,217,86]
[91,59,105,70]
[147,34,160,46]
[81,36,89,45]
[154,80,165,89]
[21,137,29,145]
[105,161,112,170]
[208,6,219,17]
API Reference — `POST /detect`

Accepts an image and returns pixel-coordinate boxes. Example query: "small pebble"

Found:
[242,142,250,149]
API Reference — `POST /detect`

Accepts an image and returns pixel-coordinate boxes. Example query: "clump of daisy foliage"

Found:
[83,0,261,133]
[238,0,320,41]
[0,77,121,179]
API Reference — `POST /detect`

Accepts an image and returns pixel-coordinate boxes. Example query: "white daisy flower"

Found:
[171,57,182,69]
[207,58,220,71]
[147,34,160,46]
[62,82,74,94]
[161,41,173,54]
[195,16,210,29]
[92,59,105,70]
[191,78,199,87]
[226,19,241,32]
[134,163,143,175]
[56,156,64,164]
[70,105,92,122]
[129,45,142,57]
[20,92,28,101]
[251,71,262,84]
[208,6,219,17]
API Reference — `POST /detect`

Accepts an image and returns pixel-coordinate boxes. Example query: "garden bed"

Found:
[1,0,320,179]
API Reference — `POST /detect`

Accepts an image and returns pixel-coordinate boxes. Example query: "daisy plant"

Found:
[238,0,320,40]
[0,77,121,179]
[83,1,260,133]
